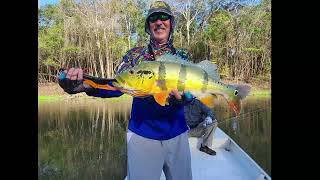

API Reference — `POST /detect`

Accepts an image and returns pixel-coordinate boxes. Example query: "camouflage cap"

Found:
[147,1,173,17]
[145,1,175,35]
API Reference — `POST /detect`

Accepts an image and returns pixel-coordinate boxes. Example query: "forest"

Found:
[38,0,271,86]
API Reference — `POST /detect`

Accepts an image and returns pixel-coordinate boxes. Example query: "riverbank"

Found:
[38,81,271,102]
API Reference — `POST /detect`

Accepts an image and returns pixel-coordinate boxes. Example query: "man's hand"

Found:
[58,68,89,94]
[205,117,213,125]
[170,89,182,100]
[64,68,83,80]
[203,117,215,127]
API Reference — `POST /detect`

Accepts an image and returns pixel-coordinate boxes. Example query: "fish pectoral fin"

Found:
[83,79,117,91]
[153,92,170,106]
[199,94,218,108]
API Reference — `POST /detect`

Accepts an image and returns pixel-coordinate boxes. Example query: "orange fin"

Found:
[228,100,241,117]
[199,94,217,108]
[153,92,170,106]
[83,79,118,91]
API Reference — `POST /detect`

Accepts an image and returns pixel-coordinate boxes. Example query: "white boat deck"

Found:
[126,128,271,180]
[161,127,271,180]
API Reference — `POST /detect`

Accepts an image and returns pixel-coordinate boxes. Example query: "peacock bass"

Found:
[83,53,251,116]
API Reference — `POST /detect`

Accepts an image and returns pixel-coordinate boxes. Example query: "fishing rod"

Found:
[43,66,115,84]
[50,66,271,119]
[56,67,119,91]
[39,70,112,85]
[216,106,269,125]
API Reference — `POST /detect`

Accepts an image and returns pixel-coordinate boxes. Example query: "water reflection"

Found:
[231,117,240,135]
[38,97,271,179]
[216,98,271,175]
[38,99,131,180]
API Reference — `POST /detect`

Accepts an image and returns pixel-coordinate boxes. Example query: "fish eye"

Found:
[234,90,238,96]
[129,70,134,74]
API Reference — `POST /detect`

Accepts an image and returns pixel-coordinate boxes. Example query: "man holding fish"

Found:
[59,1,193,180]
[58,1,250,180]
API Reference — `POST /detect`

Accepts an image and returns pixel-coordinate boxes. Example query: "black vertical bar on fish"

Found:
[177,64,187,92]
[201,70,208,93]
[158,62,167,91]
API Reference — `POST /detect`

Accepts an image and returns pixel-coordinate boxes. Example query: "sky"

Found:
[38,0,262,9]
[39,0,59,8]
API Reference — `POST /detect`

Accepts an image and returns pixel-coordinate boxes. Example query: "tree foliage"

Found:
[38,0,271,84]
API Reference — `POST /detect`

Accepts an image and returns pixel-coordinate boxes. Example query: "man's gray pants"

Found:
[188,121,218,147]
[127,131,192,180]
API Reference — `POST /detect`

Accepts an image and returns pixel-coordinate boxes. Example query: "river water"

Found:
[38,96,271,179]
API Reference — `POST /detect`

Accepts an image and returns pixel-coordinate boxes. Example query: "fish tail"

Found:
[233,84,251,100]
[227,84,251,116]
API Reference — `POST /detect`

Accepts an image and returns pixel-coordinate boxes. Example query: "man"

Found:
[184,95,218,156]
[58,1,193,180]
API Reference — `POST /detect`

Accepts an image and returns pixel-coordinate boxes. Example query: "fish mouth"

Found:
[113,76,141,95]
[116,75,125,84]
[114,75,126,88]
[115,74,135,88]
[113,77,150,97]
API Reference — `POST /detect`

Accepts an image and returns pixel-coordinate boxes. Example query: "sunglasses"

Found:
[149,13,170,23]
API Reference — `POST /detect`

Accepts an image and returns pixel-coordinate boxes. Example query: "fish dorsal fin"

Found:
[153,92,170,106]
[196,60,220,80]
[156,53,220,80]
[156,53,193,65]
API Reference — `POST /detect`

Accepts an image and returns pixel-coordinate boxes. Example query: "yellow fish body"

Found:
[111,53,251,116]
